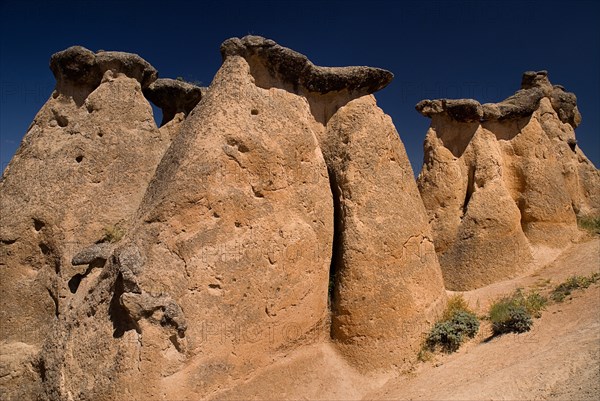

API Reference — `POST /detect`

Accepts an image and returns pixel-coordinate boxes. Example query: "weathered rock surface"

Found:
[417,71,599,290]
[0,47,176,400]
[0,36,449,400]
[323,96,446,370]
[39,39,336,400]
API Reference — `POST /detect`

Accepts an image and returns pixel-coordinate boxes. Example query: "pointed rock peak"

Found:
[50,46,158,89]
[220,35,393,95]
[143,78,204,126]
[416,70,581,128]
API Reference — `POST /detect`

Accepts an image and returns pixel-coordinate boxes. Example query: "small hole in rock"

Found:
[75,156,83,163]
[251,109,259,115]
[56,115,68,127]
[39,243,51,255]
[97,132,104,138]
[68,274,84,293]
[33,218,45,231]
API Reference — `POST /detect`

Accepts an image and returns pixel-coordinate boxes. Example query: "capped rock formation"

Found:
[0,46,199,401]
[0,37,448,400]
[417,70,600,290]
[143,78,204,127]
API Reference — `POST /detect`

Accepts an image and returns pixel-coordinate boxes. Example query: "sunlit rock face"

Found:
[417,70,599,291]
[0,46,174,400]
[1,37,447,400]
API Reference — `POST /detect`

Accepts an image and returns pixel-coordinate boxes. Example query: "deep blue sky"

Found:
[1,0,599,175]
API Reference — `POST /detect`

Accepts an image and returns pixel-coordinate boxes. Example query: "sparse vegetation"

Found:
[488,288,547,335]
[101,224,125,243]
[423,295,479,354]
[551,272,600,302]
[442,294,473,321]
[577,215,600,235]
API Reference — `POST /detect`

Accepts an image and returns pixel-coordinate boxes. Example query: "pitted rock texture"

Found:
[3,36,446,400]
[417,71,599,291]
[0,48,172,401]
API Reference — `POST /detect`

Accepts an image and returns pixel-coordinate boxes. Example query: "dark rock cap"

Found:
[50,46,158,89]
[416,99,483,123]
[521,70,551,90]
[416,70,581,128]
[220,35,393,95]
[143,78,204,126]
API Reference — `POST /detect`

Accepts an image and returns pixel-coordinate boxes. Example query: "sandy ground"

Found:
[210,237,600,400]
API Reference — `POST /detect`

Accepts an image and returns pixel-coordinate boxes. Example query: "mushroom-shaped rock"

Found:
[95,51,158,88]
[417,71,580,128]
[50,46,157,95]
[1,45,170,400]
[143,78,203,126]
[417,70,599,291]
[221,35,393,95]
[49,46,99,87]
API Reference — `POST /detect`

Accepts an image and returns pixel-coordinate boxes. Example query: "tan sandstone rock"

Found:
[40,38,335,400]
[3,37,449,400]
[0,46,173,400]
[417,70,599,290]
[324,96,446,370]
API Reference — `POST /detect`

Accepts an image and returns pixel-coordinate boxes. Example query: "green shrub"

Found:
[551,273,600,302]
[577,215,600,235]
[424,296,479,354]
[520,290,547,318]
[442,294,474,320]
[489,303,533,334]
[488,288,546,335]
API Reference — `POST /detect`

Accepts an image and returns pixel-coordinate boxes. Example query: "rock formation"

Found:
[0,46,197,400]
[417,70,600,290]
[1,37,448,400]
[143,78,204,128]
